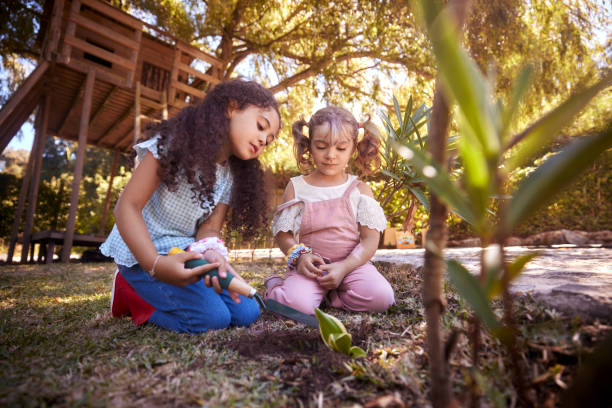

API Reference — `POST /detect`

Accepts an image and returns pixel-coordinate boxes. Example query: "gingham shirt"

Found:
[100,136,233,267]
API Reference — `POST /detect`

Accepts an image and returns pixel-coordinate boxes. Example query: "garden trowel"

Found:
[169,248,319,328]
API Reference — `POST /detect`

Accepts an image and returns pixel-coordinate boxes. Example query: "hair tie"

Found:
[358,122,363,128]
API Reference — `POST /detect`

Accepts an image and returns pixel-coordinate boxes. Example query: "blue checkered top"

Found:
[100,136,233,267]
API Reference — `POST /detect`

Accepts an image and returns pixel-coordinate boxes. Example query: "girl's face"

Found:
[310,123,355,178]
[228,104,280,160]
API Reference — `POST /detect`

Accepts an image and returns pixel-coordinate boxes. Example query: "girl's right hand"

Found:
[296,253,325,279]
[154,251,220,287]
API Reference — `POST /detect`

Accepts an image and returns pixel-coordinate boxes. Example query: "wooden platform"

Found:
[20,230,106,264]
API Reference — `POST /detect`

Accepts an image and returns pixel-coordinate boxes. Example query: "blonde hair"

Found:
[291,106,381,175]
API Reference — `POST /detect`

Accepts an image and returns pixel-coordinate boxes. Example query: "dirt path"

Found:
[374,246,612,322]
[232,246,612,322]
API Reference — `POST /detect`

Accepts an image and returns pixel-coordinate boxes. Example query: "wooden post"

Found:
[60,0,80,63]
[161,89,168,120]
[126,28,142,87]
[61,69,95,262]
[44,0,65,60]
[168,47,180,104]
[134,81,141,145]
[7,114,41,263]
[20,95,50,263]
[98,150,119,235]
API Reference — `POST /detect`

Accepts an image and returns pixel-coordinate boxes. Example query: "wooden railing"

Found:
[49,0,222,106]
[58,0,141,87]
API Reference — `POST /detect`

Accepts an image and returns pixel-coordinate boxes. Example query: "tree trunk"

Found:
[423,80,453,408]
[422,1,471,407]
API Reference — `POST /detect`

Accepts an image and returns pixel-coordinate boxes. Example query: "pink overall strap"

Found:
[274,199,303,216]
[342,178,362,199]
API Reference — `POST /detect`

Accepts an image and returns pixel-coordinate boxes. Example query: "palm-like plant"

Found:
[394,0,612,404]
[376,96,431,237]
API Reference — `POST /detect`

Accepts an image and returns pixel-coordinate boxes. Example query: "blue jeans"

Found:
[118,263,260,333]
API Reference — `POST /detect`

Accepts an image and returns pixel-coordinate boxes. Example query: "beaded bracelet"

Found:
[188,237,229,261]
[286,243,312,269]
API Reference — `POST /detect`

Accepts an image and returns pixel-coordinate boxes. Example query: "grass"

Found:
[1,259,610,407]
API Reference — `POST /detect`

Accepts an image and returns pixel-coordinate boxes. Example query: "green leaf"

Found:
[315,308,347,348]
[422,3,500,158]
[446,260,501,331]
[380,169,403,181]
[407,185,430,213]
[457,113,491,222]
[393,95,403,131]
[486,252,538,298]
[506,127,612,231]
[390,140,477,226]
[401,95,414,138]
[329,332,352,354]
[500,64,534,141]
[379,112,398,140]
[349,346,367,358]
[506,73,612,170]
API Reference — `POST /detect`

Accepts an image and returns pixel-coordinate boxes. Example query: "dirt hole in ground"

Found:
[225,322,367,400]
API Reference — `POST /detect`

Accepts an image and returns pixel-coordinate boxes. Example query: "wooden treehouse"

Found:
[0,0,224,263]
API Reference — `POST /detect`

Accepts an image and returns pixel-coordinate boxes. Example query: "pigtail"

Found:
[292,118,314,173]
[354,115,382,176]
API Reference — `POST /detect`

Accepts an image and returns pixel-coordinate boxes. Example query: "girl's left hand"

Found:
[202,249,245,303]
[317,262,349,290]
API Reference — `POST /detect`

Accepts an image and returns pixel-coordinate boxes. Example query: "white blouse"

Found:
[272,175,387,236]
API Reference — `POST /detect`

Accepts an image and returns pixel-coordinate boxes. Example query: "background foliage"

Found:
[0,0,610,248]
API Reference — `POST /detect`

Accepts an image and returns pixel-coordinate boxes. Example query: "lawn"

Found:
[1,259,609,407]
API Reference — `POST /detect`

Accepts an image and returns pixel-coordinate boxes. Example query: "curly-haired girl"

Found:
[264,106,394,315]
[101,79,281,333]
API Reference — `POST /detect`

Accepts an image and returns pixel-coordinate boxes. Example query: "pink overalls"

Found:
[266,179,395,315]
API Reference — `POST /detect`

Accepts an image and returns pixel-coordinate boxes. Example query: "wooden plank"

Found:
[168,47,180,104]
[44,0,65,60]
[176,41,223,69]
[66,59,128,88]
[0,85,42,153]
[21,95,50,263]
[57,79,86,137]
[177,62,219,85]
[134,81,141,143]
[140,96,164,111]
[70,12,139,50]
[89,86,119,125]
[80,0,142,30]
[61,69,96,262]
[64,34,136,70]
[172,80,206,99]
[127,29,142,87]
[96,106,132,144]
[139,85,162,102]
[0,61,49,129]
[61,0,80,62]
[6,116,39,262]
[161,90,168,120]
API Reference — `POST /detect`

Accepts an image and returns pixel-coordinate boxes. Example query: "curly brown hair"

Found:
[146,79,280,240]
[292,106,381,176]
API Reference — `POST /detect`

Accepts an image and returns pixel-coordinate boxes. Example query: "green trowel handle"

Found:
[185,258,234,290]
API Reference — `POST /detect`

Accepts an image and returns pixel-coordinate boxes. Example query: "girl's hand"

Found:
[317,262,350,290]
[154,251,220,287]
[296,253,325,279]
[201,249,244,303]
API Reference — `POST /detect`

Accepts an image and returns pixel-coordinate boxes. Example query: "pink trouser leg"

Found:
[265,271,326,315]
[328,263,395,312]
